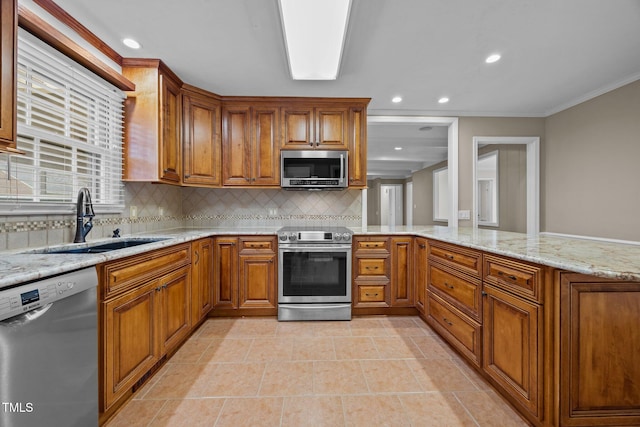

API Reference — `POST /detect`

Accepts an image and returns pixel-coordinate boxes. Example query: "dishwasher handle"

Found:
[0,303,53,327]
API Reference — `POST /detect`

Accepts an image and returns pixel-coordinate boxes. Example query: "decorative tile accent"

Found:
[0,183,363,250]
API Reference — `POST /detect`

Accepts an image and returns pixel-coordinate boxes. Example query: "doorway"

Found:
[380,184,403,226]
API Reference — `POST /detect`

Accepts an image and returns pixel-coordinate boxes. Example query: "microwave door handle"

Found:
[339,154,345,184]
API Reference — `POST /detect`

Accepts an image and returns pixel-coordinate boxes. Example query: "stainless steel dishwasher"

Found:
[0,267,98,427]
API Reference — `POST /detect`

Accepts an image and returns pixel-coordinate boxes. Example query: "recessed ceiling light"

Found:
[122,38,141,49]
[394,147,403,151]
[392,96,402,103]
[485,53,501,63]
[419,126,432,131]
[278,0,352,80]
[438,97,449,104]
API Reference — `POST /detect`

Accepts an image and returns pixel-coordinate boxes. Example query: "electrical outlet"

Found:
[130,205,138,218]
[458,210,470,220]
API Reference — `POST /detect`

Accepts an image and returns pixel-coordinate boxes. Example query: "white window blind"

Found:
[0,29,125,213]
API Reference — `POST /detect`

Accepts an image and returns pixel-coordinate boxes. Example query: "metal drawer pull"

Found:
[444,282,454,290]
[446,254,455,260]
[365,293,379,297]
[498,271,518,281]
[443,317,453,326]
[365,266,379,270]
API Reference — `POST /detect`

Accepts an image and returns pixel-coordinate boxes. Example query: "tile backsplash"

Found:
[0,183,362,251]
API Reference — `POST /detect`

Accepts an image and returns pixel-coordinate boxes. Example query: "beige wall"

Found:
[410,160,447,225]
[457,117,546,228]
[544,79,640,241]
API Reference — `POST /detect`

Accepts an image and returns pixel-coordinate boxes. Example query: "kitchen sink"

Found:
[34,238,170,254]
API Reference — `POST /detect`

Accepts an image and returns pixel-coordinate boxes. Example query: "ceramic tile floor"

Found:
[106,316,530,427]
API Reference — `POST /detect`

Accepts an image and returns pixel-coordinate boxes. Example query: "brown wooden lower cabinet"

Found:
[426,290,482,367]
[191,238,214,325]
[414,237,427,314]
[157,265,192,355]
[99,243,195,422]
[102,280,160,412]
[483,283,543,420]
[212,235,277,315]
[559,273,640,426]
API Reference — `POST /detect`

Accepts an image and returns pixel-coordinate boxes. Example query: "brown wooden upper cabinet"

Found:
[122,59,183,185]
[0,0,17,153]
[282,104,349,149]
[182,85,221,187]
[280,99,369,188]
[221,102,280,186]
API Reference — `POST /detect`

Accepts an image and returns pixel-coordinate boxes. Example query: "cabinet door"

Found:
[483,284,542,419]
[192,238,214,325]
[0,0,16,149]
[282,106,313,148]
[315,107,348,148]
[213,237,238,309]
[158,266,191,355]
[238,253,276,309]
[102,282,160,411]
[182,92,221,186]
[252,106,280,185]
[414,237,427,313]
[391,237,413,307]
[222,105,251,185]
[348,105,367,187]
[159,73,182,183]
[560,274,640,426]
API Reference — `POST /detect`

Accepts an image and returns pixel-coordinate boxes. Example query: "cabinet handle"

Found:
[163,168,169,173]
[365,292,379,297]
[365,266,379,270]
[155,286,162,292]
[498,271,518,281]
[184,174,191,179]
[444,282,454,290]
[481,290,487,296]
[443,317,453,326]
[445,254,455,260]
[419,244,426,249]
[194,250,200,265]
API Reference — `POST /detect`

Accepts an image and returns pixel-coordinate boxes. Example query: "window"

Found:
[0,29,125,213]
[477,151,498,226]
[433,166,448,222]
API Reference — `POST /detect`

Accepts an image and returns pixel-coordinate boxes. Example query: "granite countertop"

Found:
[2,225,640,290]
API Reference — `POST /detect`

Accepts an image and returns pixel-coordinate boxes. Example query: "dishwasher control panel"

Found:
[0,268,98,322]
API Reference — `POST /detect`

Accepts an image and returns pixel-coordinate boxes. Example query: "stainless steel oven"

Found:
[278,226,352,321]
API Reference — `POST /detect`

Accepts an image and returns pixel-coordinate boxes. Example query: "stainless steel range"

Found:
[277,226,352,321]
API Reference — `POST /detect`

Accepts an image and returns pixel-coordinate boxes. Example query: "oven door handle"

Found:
[279,245,352,252]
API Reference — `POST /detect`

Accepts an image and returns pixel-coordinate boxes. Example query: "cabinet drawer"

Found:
[354,281,390,307]
[101,243,191,299]
[354,236,389,252]
[355,257,388,278]
[429,263,482,321]
[484,254,542,302]
[239,236,276,252]
[426,291,481,367]
[428,240,482,278]
[358,284,387,302]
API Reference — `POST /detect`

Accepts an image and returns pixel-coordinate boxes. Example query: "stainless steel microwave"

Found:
[281,150,348,190]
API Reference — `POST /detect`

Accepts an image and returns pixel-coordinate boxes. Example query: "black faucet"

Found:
[73,188,95,243]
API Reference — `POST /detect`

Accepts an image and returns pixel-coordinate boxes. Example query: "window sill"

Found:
[0,203,125,216]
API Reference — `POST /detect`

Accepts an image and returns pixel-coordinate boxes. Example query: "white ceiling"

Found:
[48,0,640,178]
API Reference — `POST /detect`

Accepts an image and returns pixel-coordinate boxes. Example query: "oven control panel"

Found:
[278,228,352,244]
